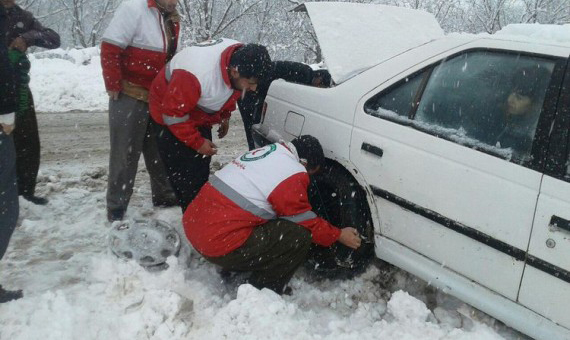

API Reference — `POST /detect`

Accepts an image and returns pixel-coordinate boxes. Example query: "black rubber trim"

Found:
[361,143,384,158]
[252,128,271,148]
[372,186,570,284]
[544,57,570,180]
[527,254,570,284]
[550,215,570,233]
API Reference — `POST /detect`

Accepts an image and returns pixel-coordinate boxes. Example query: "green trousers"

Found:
[205,219,312,294]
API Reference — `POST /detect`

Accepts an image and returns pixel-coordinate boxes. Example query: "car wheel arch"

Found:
[306,157,380,276]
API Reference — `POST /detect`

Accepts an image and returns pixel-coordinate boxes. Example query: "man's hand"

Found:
[1,124,15,135]
[107,91,120,100]
[196,139,218,156]
[338,227,361,249]
[9,37,27,52]
[217,118,230,138]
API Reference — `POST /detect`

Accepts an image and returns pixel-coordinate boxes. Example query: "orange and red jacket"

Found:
[100,0,180,92]
[184,142,341,257]
[149,39,243,150]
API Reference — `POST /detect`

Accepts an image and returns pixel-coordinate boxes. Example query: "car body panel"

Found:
[376,235,570,340]
[518,62,570,330]
[350,120,540,299]
[349,38,568,300]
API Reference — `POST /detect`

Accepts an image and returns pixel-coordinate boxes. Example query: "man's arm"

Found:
[160,69,212,152]
[272,61,314,85]
[19,12,60,50]
[267,172,342,246]
[0,48,17,116]
[100,2,137,94]
[1,8,17,133]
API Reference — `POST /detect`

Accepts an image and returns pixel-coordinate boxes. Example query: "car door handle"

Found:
[549,215,570,233]
[361,143,383,158]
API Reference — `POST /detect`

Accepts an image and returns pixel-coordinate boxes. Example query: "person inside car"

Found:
[494,66,552,154]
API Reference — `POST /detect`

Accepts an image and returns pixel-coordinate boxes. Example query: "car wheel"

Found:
[307,163,374,277]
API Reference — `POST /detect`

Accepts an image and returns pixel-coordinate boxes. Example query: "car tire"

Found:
[307,163,374,278]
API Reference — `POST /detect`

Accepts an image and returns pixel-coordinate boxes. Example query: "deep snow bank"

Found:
[30,47,107,112]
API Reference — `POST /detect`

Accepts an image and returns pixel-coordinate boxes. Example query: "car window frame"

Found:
[545,56,570,181]
[363,48,567,172]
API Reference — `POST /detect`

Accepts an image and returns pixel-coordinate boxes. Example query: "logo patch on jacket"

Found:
[240,144,277,162]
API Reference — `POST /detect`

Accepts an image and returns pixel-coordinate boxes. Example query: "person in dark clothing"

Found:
[0,3,23,303]
[493,66,552,156]
[238,61,331,150]
[2,0,60,205]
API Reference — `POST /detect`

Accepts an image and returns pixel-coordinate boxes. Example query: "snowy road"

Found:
[0,112,527,340]
[39,111,109,165]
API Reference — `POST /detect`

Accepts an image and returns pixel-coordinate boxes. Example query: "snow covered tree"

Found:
[518,0,570,24]
[176,0,262,43]
[15,0,570,55]
[55,0,119,48]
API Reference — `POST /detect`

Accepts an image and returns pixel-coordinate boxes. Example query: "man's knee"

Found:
[277,220,312,250]
[297,224,311,241]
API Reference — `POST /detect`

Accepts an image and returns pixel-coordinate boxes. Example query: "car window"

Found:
[364,71,427,118]
[366,51,555,163]
[416,52,554,161]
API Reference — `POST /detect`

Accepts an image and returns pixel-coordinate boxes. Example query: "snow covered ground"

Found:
[0,50,528,339]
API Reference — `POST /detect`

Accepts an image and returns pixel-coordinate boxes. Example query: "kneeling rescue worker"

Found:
[183,135,362,294]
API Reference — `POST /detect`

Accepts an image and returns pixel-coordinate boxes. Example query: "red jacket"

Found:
[184,142,341,257]
[149,39,243,150]
[100,0,180,92]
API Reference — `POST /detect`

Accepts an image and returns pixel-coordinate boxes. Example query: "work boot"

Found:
[23,195,49,205]
[0,285,23,303]
[107,208,125,222]
[152,195,178,208]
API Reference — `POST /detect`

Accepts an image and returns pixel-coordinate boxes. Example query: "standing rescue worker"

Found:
[149,39,272,210]
[2,0,60,205]
[101,0,178,222]
[183,135,362,294]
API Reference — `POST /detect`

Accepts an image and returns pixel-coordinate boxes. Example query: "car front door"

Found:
[350,49,565,300]
[518,58,570,330]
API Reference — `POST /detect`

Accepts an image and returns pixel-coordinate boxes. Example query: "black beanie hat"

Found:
[511,66,551,99]
[291,135,325,171]
[229,44,272,83]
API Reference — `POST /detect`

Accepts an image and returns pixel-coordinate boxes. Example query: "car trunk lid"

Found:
[296,2,444,84]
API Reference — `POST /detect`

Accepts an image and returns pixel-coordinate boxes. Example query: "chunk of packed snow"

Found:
[29,50,107,112]
[495,24,570,46]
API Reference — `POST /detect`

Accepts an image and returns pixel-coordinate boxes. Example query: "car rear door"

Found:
[350,45,566,301]
[518,57,570,330]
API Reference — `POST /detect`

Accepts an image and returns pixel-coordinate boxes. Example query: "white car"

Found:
[252,3,570,340]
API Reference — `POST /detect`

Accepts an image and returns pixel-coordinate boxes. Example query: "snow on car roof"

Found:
[299,2,444,84]
[494,23,570,47]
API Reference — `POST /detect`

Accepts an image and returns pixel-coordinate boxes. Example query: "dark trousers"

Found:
[151,121,212,211]
[13,90,40,197]
[205,219,312,294]
[238,93,262,150]
[0,132,19,260]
